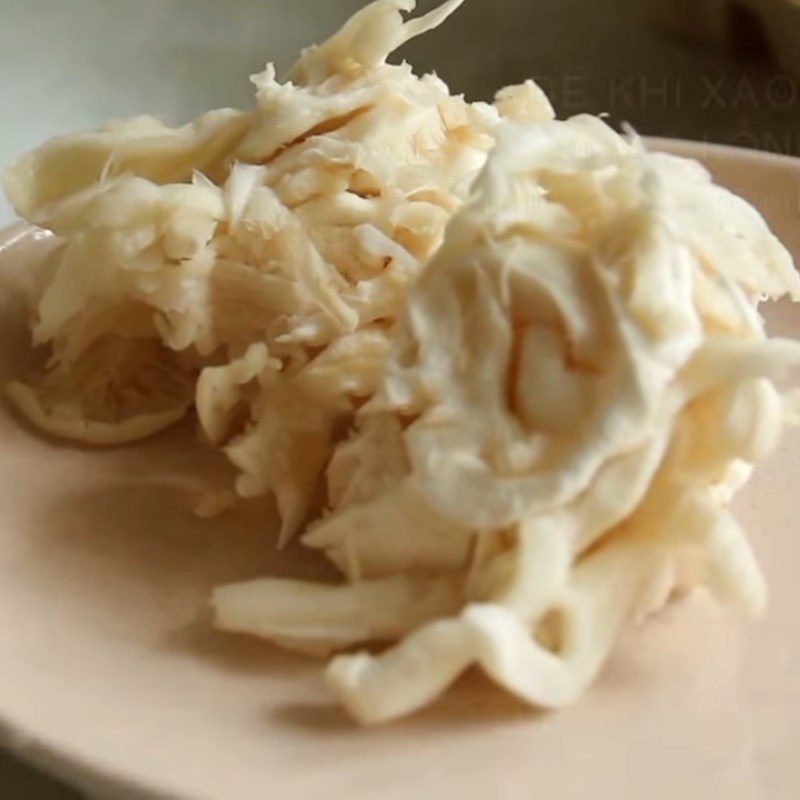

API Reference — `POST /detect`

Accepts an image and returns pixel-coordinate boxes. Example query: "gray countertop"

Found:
[2,0,798,797]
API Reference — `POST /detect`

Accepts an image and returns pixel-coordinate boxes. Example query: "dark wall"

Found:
[400,0,800,155]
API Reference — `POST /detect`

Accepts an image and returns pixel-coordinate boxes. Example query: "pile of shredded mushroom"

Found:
[5,0,800,724]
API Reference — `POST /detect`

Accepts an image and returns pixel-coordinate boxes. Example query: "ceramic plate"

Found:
[0,140,799,800]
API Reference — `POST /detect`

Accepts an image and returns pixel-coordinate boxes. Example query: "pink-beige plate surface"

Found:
[1,140,799,800]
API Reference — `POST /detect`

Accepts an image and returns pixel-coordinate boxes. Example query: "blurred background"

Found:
[1,0,799,795]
